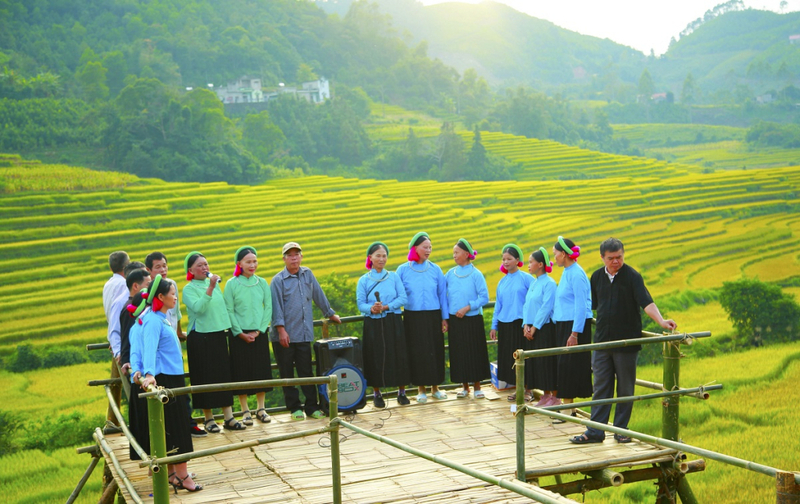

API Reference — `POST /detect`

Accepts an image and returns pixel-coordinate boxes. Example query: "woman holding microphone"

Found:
[183,252,245,433]
[357,241,410,408]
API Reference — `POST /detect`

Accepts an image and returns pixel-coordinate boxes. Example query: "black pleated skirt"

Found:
[531,322,558,391]
[128,382,150,461]
[404,310,445,386]
[363,313,410,388]
[556,320,594,399]
[158,373,194,456]
[497,319,527,385]
[229,329,273,396]
[448,314,490,383]
[186,329,233,409]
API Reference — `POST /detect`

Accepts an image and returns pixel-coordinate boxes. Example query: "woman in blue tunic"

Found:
[357,241,410,408]
[445,238,490,399]
[396,232,449,403]
[552,236,594,418]
[138,275,202,493]
[490,244,534,401]
[523,247,558,406]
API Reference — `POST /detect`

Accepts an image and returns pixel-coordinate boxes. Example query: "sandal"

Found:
[256,408,272,423]
[474,390,485,399]
[241,410,254,426]
[524,391,535,402]
[570,433,604,444]
[204,419,221,433]
[507,393,517,402]
[553,411,577,425]
[223,417,246,431]
[614,434,632,444]
[169,473,203,494]
[456,389,469,398]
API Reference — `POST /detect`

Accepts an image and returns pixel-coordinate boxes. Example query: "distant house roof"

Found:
[651,92,667,100]
[790,34,800,40]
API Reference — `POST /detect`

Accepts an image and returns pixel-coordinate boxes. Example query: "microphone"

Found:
[206,271,222,280]
[374,292,381,303]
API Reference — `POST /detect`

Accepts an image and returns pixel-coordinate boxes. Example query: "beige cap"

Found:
[282,242,302,255]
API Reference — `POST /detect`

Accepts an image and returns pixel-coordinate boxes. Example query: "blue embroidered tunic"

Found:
[522,274,557,329]
[491,270,534,330]
[553,263,593,333]
[396,260,449,319]
[141,311,185,377]
[444,264,489,317]
[357,270,407,318]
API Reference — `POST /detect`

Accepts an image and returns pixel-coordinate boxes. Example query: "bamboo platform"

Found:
[102,392,676,503]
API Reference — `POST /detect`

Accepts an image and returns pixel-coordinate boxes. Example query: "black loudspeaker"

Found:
[314,337,367,413]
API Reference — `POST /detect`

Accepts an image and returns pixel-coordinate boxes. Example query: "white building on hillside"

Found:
[215,77,330,105]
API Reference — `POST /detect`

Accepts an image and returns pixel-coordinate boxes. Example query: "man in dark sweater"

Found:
[571,238,677,444]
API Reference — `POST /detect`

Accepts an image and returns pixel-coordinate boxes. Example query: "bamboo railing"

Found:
[79,307,800,503]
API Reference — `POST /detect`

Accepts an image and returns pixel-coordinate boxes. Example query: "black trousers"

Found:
[272,341,318,414]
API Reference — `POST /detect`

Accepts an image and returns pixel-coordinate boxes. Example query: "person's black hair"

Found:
[109,251,130,274]
[504,246,520,260]
[554,237,576,254]
[236,247,257,262]
[367,243,387,256]
[413,235,430,247]
[599,238,624,256]
[124,261,146,277]
[126,268,150,290]
[531,249,545,265]
[145,251,167,270]
[187,253,203,270]
[152,276,173,298]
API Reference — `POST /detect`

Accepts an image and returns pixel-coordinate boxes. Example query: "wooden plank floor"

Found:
[104,393,673,503]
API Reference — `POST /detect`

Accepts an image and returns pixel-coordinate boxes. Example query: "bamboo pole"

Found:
[526,405,800,484]
[138,376,335,399]
[515,348,526,482]
[635,379,713,400]
[76,444,100,455]
[144,386,169,503]
[660,339,682,502]
[88,378,122,386]
[524,449,677,479]
[523,385,723,415]
[334,418,570,504]
[329,375,342,504]
[93,428,144,504]
[138,425,335,468]
[103,385,149,461]
[583,468,624,487]
[518,332,710,360]
[65,454,100,504]
[543,463,705,496]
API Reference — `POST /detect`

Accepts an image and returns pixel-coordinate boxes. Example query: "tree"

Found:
[681,72,696,105]
[76,61,109,102]
[243,111,286,164]
[719,278,800,346]
[638,68,655,100]
[296,63,318,83]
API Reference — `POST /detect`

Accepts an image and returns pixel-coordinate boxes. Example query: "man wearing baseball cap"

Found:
[271,242,341,420]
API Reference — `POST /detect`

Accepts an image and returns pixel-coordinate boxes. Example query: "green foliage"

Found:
[720,278,800,346]
[313,272,360,338]
[0,410,22,456]
[0,98,100,151]
[746,121,800,148]
[22,411,102,451]
[42,346,89,368]
[7,345,42,373]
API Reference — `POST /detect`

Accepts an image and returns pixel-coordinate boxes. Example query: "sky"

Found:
[419,0,800,55]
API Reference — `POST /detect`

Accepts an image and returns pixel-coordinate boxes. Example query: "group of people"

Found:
[101,234,676,493]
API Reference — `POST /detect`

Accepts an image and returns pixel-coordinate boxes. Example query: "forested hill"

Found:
[0,0,456,108]
[654,9,800,96]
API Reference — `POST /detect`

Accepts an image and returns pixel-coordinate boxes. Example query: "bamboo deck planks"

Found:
[102,395,672,503]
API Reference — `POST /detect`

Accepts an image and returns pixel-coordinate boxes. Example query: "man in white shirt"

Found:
[102,251,129,427]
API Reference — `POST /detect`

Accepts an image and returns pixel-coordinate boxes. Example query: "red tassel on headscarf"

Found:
[500,265,509,274]
[142,292,149,299]
[365,257,372,270]
[153,298,164,312]
[234,264,242,277]
[186,272,194,281]
[545,262,553,273]
[517,261,523,267]
[126,304,137,315]
[570,246,581,260]
[408,248,420,262]
[468,249,478,260]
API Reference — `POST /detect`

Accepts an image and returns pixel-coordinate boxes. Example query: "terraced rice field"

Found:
[1,151,799,357]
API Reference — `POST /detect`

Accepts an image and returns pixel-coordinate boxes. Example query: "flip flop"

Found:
[474,390,485,399]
